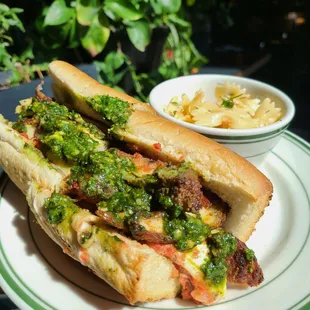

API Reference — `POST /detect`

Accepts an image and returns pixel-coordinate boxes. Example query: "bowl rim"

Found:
[149,74,295,138]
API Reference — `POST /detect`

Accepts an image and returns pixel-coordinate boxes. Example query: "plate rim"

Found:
[1,130,310,310]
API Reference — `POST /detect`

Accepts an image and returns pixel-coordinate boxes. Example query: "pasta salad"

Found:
[164,83,282,129]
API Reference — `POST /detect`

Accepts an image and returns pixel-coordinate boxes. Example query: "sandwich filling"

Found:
[12,91,263,304]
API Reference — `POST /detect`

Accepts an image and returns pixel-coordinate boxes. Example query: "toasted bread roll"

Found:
[0,115,64,194]
[0,116,180,303]
[48,61,155,117]
[48,61,273,242]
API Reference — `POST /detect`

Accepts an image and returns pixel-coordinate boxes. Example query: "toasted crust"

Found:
[0,116,180,303]
[48,60,155,116]
[48,61,273,242]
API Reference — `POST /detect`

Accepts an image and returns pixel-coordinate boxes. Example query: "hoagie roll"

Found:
[49,61,273,242]
[0,66,271,305]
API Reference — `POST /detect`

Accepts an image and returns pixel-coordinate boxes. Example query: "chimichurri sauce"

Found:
[44,193,78,225]
[201,231,237,286]
[68,149,212,251]
[13,98,106,164]
[164,214,211,251]
[85,95,133,130]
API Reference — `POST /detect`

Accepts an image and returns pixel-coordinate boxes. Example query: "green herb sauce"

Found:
[201,257,228,286]
[80,231,93,244]
[44,193,78,225]
[245,248,255,261]
[40,125,99,164]
[164,214,211,251]
[15,98,106,164]
[209,231,238,258]
[12,121,27,133]
[69,151,211,250]
[69,150,134,201]
[69,149,152,223]
[201,232,237,286]
[85,95,133,129]
[156,162,192,181]
[159,195,183,218]
[98,189,152,222]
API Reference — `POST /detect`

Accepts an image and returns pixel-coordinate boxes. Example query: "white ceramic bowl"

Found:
[149,75,295,166]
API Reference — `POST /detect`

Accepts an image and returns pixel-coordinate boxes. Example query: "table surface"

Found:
[0,67,309,309]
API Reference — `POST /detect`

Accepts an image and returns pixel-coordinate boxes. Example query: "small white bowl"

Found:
[149,75,295,167]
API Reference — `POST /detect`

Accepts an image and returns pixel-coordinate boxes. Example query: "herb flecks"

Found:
[221,93,244,109]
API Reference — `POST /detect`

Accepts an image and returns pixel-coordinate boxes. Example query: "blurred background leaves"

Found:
[2,0,308,104]
[0,0,210,99]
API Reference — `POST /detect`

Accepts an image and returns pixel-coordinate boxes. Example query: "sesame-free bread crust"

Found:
[49,60,155,117]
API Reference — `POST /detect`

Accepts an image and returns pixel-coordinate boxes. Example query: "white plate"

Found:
[0,131,310,310]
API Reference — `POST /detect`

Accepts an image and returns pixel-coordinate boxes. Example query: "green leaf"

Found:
[11,8,24,13]
[10,68,24,85]
[113,69,127,84]
[191,55,208,68]
[0,44,12,70]
[126,20,151,52]
[150,0,163,14]
[44,0,74,26]
[167,22,179,45]
[186,0,196,6]
[174,46,185,69]
[35,15,45,34]
[42,22,72,49]
[100,61,113,75]
[81,12,110,57]
[168,14,190,27]
[0,4,9,12]
[31,63,49,72]
[76,0,100,26]
[95,53,126,86]
[68,19,80,48]
[104,0,142,21]
[105,52,125,70]
[157,0,181,14]
[8,19,18,27]
[19,43,34,62]
[103,7,119,21]
[9,15,25,32]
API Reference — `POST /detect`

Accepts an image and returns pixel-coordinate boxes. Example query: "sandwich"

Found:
[0,61,273,305]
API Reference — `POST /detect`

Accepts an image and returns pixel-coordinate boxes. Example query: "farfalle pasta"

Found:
[164,83,283,129]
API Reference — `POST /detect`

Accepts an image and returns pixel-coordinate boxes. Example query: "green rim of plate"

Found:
[0,179,57,310]
[0,130,309,310]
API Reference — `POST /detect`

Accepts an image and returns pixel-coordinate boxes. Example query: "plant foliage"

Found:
[0,0,211,98]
